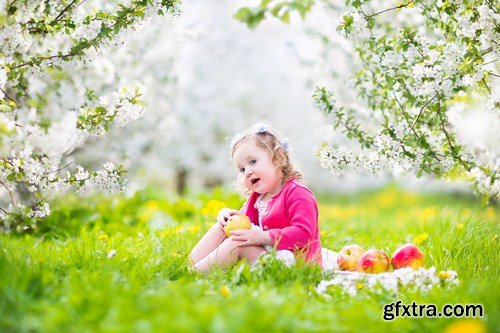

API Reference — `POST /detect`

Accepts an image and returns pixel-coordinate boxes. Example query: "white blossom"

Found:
[317,267,459,298]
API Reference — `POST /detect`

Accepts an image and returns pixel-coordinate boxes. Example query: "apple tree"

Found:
[235,0,499,202]
[0,0,179,232]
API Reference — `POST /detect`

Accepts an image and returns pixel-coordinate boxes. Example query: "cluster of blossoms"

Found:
[316,267,459,297]
[318,136,422,177]
[314,0,500,200]
[78,86,146,136]
[0,1,179,232]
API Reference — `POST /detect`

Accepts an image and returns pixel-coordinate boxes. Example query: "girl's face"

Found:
[233,138,283,196]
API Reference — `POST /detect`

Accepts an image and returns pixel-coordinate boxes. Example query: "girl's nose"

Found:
[245,167,253,176]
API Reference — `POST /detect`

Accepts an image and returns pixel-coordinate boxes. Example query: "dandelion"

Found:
[189,226,201,234]
[220,285,231,299]
[442,319,486,333]
[145,200,159,210]
[413,233,429,245]
[375,189,398,208]
[160,230,171,238]
[484,207,496,220]
[438,271,451,279]
[420,206,437,220]
[456,223,464,230]
[98,233,109,239]
[201,200,226,217]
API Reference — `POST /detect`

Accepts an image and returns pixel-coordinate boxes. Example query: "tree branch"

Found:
[480,57,499,67]
[365,0,414,19]
[54,0,81,21]
[410,93,437,132]
[11,1,143,70]
[436,98,470,171]
[485,70,499,78]
[0,180,16,205]
[44,161,74,175]
[392,92,444,161]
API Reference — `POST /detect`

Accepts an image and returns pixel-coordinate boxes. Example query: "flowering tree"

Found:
[0,0,178,232]
[236,0,499,201]
[120,0,336,194]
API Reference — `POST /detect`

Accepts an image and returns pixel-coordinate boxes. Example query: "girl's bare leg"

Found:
[189,223,227,265]
[193,238,266,274]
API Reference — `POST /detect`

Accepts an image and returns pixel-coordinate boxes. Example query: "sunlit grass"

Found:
[0,185,498,332]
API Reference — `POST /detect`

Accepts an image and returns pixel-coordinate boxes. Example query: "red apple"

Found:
[337,244,365,271]
[356,249,390,273]
[391,243,425,270]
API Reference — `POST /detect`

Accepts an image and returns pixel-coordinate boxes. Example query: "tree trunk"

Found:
[175,168,189,195]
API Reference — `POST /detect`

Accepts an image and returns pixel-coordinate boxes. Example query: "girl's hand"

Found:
[217,208,239,227]
[230,229,272,247]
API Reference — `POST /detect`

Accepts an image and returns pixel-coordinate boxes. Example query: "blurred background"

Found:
[68,0,473,197]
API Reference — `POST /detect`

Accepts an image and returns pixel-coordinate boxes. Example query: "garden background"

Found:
[0,0,498,332]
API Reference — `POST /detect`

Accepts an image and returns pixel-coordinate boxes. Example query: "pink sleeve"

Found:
[268,188,318,251]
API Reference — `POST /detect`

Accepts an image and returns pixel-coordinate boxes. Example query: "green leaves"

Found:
[234,0,315,29]
[234,7,267,29]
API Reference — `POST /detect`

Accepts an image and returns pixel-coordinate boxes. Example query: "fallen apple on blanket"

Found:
[391,243,425,270]
[224,214,252,237]
[356,249,390,273]
[337,244,365,271]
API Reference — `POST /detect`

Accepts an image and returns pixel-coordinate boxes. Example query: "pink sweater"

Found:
[240,178,322,265]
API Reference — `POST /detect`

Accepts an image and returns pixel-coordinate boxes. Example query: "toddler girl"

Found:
[189,123,323,273]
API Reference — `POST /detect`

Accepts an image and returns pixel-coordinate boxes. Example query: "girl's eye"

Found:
[239,167,245,174]
[250,159,257,165]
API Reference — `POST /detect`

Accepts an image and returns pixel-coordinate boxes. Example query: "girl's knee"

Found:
[239,245,266,261]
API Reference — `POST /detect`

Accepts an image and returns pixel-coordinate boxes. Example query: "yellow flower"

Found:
[442,319,486,333]
[356,282,364,290]
[220,285,231,299]
[420,206,437,220]
[321,205,358,220]
[460,208,472,217]
[173,225,201,234]
[413,232,429,245]
[98,233,109,239]
[188,226,201,234]
[484,207,496,220]
[201,199,226,218]
[438,271,450,279]
[375,189,398,208]
[160,230,171,238]
[145,200,159,210]
[456,223,464,230]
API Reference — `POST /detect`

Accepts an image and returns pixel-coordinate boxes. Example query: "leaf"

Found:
[281,10,290,24]
[0,104,11,112]
[233,7,266,29]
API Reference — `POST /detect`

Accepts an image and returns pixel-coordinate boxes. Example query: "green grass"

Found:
[0,185,498,332]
